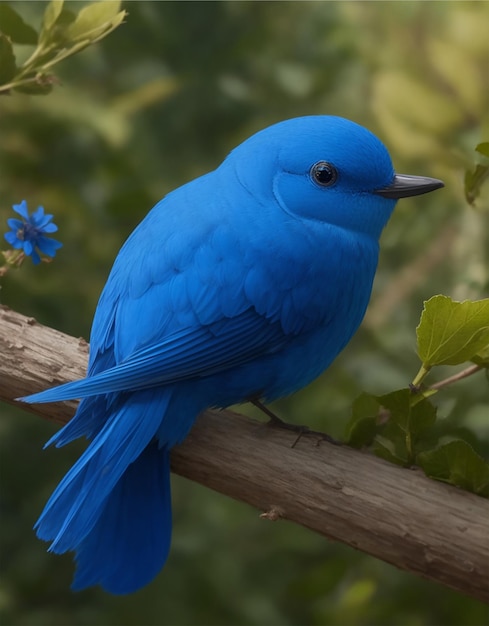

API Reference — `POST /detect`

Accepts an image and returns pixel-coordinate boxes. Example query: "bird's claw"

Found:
[251,397,342,448]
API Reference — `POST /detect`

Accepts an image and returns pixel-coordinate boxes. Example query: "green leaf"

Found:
[465,142,489,206]
[344,392,379,448]
[408,396,438,437]
[0,4,38,44]
[471,343,489,366]
[377,389,436,437]
[345,389,438,464]
[0,33,17,84]
[465,164,489,206]
[372,389,437,465]
[39,5,76,48]
[373,436,407,466]
[416,295,489,367]
[377,389,411,432]
[417,440,489,497]
[476,142,489,158]
[42,0,64,33]
[67,1,124,41]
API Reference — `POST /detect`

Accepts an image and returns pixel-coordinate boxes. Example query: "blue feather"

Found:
[36,389,172,551]
[21,309,289,404]
[71,441,172,594]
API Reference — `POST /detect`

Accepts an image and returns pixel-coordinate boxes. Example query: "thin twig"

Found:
[428,363,483,391]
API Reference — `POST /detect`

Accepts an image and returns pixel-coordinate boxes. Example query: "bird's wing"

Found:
[22,186,301,404]
[22,178,332,406]
[86,188,271,371]
[85,174,336,371]
[21,308,288,403]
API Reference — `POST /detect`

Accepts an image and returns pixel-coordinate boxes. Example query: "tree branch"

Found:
[1,304,488,603]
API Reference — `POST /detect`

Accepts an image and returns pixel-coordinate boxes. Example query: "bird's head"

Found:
[226,116,443,240]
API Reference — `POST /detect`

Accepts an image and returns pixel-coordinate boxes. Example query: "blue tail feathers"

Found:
[35,389,174,593]
[72,442,172,594]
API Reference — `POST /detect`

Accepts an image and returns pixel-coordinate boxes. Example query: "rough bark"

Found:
[1,304,488,603]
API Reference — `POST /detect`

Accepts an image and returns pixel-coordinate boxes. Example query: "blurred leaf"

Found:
[408,397,438,439]
[378,389,436,436]
[346,390,438,465]
[374,72,464,136]
[344,392,379,448]
[32,85,130,146]
[0,33,16,84]
[372,389,438,465]
[39,3,76,49]
[0,4,38,45]
[346,416,377,448]
[373,435,407,466]
[377,389,411,431]
[417,295,489,367]
[112,76,180,117]
[465,142,489,206]
[41,0,64,34]
[427,38,483,118]
[67,1,125,42]
[465,165,489,206]
[36,8,76,49]
[476,142,489,158]
[417,440,489,497]
[471,343,489,366]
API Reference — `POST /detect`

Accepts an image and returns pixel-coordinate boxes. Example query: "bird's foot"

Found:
[250,398,342,448]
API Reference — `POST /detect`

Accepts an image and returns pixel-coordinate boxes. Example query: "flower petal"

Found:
[40,222,58,234]
[7,218,24,230]
[36,236,63,256]
[23,240,34,256]
[30,205,45,225]
[30,248,41,265]
[4,232,23,248]
[32,211,55,230]
[12,200,29,219]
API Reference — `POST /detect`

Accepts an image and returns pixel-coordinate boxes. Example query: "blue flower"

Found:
[4,200,62,265]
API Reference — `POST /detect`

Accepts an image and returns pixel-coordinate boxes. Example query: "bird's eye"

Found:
[310,161,338,187]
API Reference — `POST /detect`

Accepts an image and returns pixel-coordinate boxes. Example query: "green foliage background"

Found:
[1,2,488,624]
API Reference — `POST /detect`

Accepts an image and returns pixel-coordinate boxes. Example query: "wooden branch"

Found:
[1,304,488,603]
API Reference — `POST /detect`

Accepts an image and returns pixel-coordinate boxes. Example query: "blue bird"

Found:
[21,116,443,594]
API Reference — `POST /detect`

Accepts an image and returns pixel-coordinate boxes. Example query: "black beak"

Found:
[375,174,444,199]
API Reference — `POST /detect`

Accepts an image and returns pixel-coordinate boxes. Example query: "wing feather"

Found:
[21,308,288,403]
